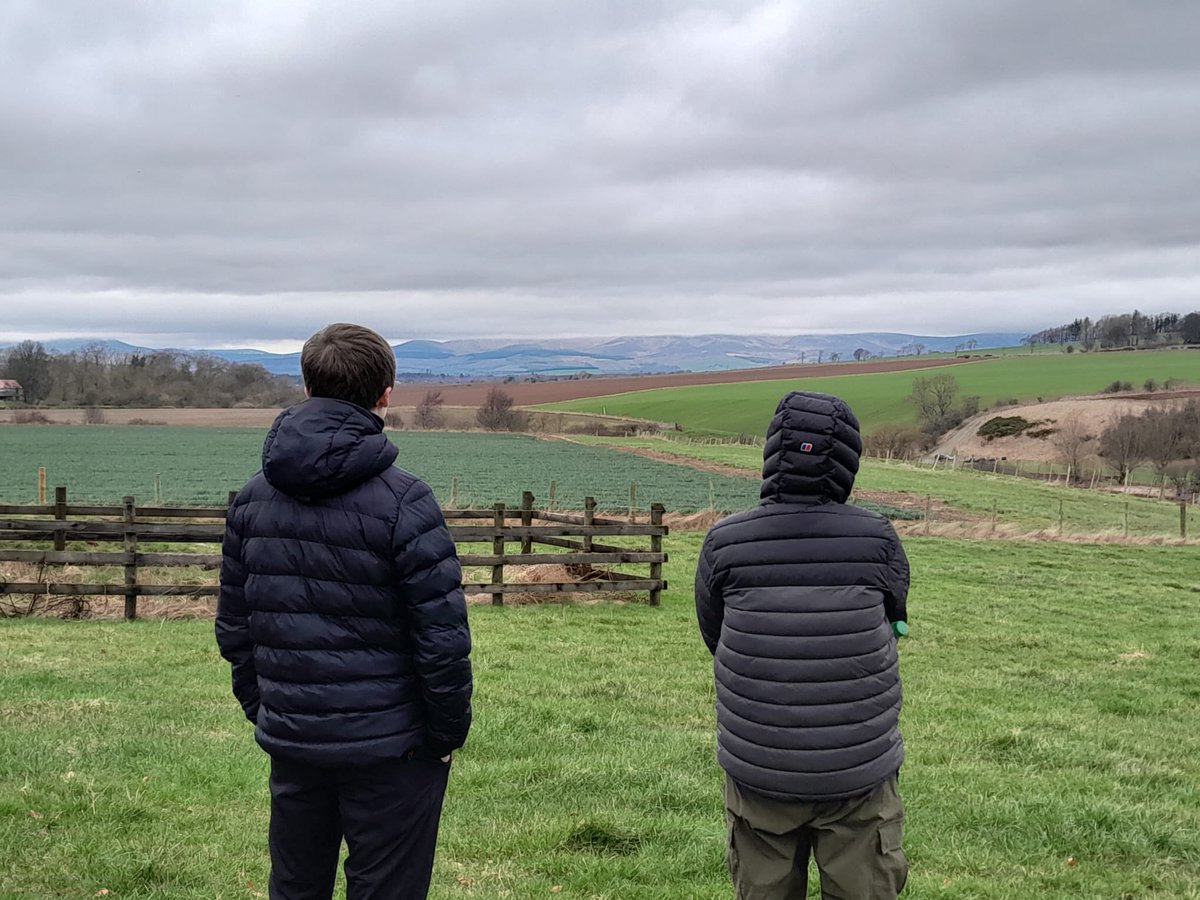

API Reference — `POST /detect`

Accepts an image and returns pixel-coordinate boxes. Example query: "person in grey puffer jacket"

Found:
[695,391,910,900]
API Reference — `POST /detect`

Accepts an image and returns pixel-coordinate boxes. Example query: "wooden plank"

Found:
[536,511,588,526]
[464,579,664,594]
[122,506,229,519]
[459,552,666,566]
[491,503,505,606]
[123,496,138,620]
[0,550,221,567]
[649,503,665,607]
[448,524,664,539]
[0,505,56,516]
[0,583,219,597]
[0,519,224,539]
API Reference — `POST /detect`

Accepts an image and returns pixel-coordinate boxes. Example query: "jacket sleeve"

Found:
[215,500,260,723]
[393,480,473,757]
[695,532,724,655]
[883,525,910,624]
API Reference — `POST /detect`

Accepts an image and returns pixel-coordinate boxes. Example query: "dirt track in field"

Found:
[389,356,975,406]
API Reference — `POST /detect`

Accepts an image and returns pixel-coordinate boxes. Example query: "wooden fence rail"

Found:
[0,487,668,618]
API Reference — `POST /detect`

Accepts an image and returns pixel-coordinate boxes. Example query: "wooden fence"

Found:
[0,488,668,618]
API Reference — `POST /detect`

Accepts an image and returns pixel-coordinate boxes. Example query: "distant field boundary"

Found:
[391,356,975,407]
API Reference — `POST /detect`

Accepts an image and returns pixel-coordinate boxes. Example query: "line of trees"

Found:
[1099,401,1200,493]
[1025,310,1200,350]
[0,341,301,408]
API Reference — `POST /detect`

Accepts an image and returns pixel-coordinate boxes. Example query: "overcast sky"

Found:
[2,1,1198,350]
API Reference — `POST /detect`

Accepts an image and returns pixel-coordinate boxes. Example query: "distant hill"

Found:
[3,333,1027,379]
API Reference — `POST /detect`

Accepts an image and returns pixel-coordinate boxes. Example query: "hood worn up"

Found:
[262,398,399,500]
[760,391,862,505]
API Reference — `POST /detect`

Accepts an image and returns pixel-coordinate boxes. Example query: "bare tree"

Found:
[476,387,527,432]
[1,340,51,404]
[1098,414,1144,482]
[1141,406,1187,481]
[1051,412,1094,481]
[413,390,446,429]
[909,374,960,433]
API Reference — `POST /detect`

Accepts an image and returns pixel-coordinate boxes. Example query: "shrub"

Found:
[865,425,932,458]
[1028,427,1058,440]
[1144,378,1159,392]
[82,407,107,425]
[1164,377,1185,390]
[977,416,1034,441]
[384,410,404,430]
[1102,381,1135,394]
[11,410,51,424]
[476,388,528,432]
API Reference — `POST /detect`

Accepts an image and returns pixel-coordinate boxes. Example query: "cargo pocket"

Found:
[873,818,908,899]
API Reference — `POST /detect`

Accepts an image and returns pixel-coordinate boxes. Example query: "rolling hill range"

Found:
[5,332,1025,378]
[541,349,1200,435]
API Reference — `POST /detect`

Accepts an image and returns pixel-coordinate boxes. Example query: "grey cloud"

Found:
[1,0,1198,346]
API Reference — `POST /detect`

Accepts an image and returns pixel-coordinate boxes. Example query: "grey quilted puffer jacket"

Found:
[695,391,909,801]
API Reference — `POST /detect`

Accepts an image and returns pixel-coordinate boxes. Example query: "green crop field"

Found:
[542,350,1200,436]
[0,426,760,513]
[3,537,1200,898]
[568,436,1196,537]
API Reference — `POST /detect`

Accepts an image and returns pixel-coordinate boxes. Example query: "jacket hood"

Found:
[262,398,399,499]
[760,392,862,505]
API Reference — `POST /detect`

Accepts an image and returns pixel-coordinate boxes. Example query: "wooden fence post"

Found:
[491,503,505,606]
[629,481,638,523]
[1058,499,1065,534]
[521,491,534,555]
[54,486,67,551]
[38,467,46,505]
[583,497,596,553]
[548,480,557,511]
[1181,501,1188,539]
[924,496,932,534]
[1123,502,1129,537]
[123,496,138,620]
[227,489,238,509]
[450,478,459,510]
[649,503,665,607]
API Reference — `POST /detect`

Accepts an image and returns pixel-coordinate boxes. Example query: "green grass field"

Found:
[0,427,758,513]
[542,350,1200,436]
[568,436,1195,537]
[3,536,1200,898]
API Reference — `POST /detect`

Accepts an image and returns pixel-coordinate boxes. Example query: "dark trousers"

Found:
[725,775,907,900]
[268,754,451,900]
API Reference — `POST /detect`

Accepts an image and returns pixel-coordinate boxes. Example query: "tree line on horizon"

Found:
[1025,309,1200,350]
[0,341,302,408]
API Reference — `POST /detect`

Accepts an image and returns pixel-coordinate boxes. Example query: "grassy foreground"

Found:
[3,536,1200,899]
[542,350,1200,435]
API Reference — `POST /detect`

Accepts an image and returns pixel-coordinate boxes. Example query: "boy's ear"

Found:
[375,386,392,410]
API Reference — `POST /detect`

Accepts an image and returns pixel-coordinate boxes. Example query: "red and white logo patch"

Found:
[800,442,814,452]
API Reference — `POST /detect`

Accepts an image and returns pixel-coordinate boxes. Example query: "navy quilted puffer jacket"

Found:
[695,391,909,801]
[216,398,473,766]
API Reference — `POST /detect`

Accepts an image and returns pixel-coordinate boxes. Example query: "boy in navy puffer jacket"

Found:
[217,323,472,900]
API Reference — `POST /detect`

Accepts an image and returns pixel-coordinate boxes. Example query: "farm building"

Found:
[0,380,23,401]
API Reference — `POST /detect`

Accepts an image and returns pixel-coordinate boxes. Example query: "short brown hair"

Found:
[301,323,396,411]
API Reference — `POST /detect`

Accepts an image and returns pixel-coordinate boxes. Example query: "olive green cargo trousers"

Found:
[724,775,907,900]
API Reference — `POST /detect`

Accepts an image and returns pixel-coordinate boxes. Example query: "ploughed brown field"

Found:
[390,356,968,406]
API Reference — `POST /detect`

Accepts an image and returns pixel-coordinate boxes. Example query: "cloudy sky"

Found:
[2,1,1198,350]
